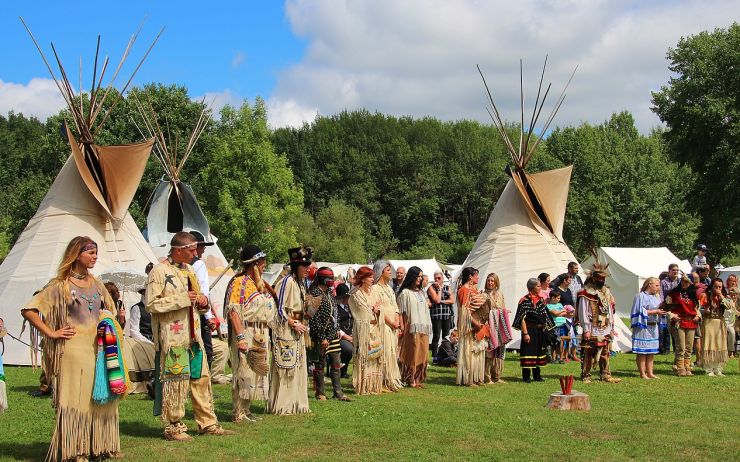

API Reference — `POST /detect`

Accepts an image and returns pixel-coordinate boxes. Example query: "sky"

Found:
[1,0,738,132]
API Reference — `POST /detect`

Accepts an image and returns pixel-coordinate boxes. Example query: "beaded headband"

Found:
[172,242,197,250]
[80,242,98,253]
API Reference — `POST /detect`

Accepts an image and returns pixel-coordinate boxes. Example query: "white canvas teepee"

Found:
[582,247,692,318]
[133,96,234,314]
[0,22,162,365]
[0,129,157,365]
[460,59,630,351]
[146,182,233,314]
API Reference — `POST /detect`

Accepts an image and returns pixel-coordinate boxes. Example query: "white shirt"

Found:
[128,300,153,344]
[192,258,213,319]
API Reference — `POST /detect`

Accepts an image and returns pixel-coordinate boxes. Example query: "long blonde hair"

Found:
[56,236,97,281]
[485,272,500,292]
[641,277,659,293]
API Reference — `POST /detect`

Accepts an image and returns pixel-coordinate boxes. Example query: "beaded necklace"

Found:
[78,292,100,312]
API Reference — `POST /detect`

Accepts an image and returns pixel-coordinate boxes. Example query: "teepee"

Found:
[133,95,234,315]
[0,23,163,365]
[461,59,613,349]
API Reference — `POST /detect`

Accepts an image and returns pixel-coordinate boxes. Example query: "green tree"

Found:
[296,199,368,263]
[546,112,699,259]
[198,98,304,261]
[651,23,740,259]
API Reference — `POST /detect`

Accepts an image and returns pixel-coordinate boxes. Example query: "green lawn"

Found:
[1,354,739,461]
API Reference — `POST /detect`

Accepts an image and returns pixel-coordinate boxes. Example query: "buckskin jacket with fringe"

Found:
[145,260,207,355]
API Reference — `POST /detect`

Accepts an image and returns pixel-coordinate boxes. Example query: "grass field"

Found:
[1,353,739,462]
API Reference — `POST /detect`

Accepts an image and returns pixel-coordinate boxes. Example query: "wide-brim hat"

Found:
[189,230,214,246]
[240,244,266,264]
[335,283,350,298]
[288,246,313,265]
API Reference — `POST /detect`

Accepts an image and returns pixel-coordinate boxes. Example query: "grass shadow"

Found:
[0,441,48,461]
[119,419,163,438]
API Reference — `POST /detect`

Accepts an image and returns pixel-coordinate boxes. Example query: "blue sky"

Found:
[1,1,739,131]
[1,1,303,102]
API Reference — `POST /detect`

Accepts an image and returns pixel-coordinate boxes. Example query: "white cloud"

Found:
[231,51,246,69]
[194,89,243,117]
[266,97,318,128]
[0,78,66,120]
[277,0,740,132]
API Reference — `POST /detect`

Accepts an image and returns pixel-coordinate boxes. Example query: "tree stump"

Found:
[546,391,591,411]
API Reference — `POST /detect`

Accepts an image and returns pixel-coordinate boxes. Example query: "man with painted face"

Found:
[307,267,351,401]
[577,258,621,383]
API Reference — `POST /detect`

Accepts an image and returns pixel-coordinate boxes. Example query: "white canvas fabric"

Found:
[581,247,692,318]
[0,153,157,365]
[456,166,631,352]
[146,179,234,315]
[388,259,448,282]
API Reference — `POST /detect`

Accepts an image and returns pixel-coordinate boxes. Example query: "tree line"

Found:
[1,24,737,267]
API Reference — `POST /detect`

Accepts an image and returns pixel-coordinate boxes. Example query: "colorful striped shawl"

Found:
[93,313,130,404]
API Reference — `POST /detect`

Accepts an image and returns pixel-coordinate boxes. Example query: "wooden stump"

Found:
[546,391,591,411]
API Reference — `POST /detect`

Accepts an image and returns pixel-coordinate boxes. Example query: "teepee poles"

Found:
[131,91,210,183]
[20,16,164,143]
[477,57,577,170]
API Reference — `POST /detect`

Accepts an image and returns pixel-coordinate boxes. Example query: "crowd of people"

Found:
[6,234,740,461]
[630,245,739,379]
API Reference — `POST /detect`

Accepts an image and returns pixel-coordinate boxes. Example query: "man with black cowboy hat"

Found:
[577,254,621,384]
[267,246,313,415]
[224,244,275,422]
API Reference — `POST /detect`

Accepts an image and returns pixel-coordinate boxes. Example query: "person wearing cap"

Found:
[189,232,217,370]
[129,265,154,343]
[145,231,233,440]
[372,260,404,392]
[224,244,276,422]
[577,259,621,383]
[267,246,313,415]
[335,283,354,378]
[692,244,709,274]
[307,267,351,401]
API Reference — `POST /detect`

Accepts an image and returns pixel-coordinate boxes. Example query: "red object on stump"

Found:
[559,375,574,395]
[546,391,591,411]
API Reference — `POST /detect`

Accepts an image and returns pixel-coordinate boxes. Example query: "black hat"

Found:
[696,244,708,252]
[189,230,214,246]
[288,246,313,265]
[335,283,350,299]
[240,244,266,264]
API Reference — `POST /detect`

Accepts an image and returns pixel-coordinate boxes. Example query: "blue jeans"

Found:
[658,324,672,353]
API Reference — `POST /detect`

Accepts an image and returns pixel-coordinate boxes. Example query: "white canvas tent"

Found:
[458,60,630,352]
[0,26,162,365]
[0,132,157,365]
[718,265,740,284]
[134,97,234,314]
[582,247,693,318]
[388,259,449,282]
